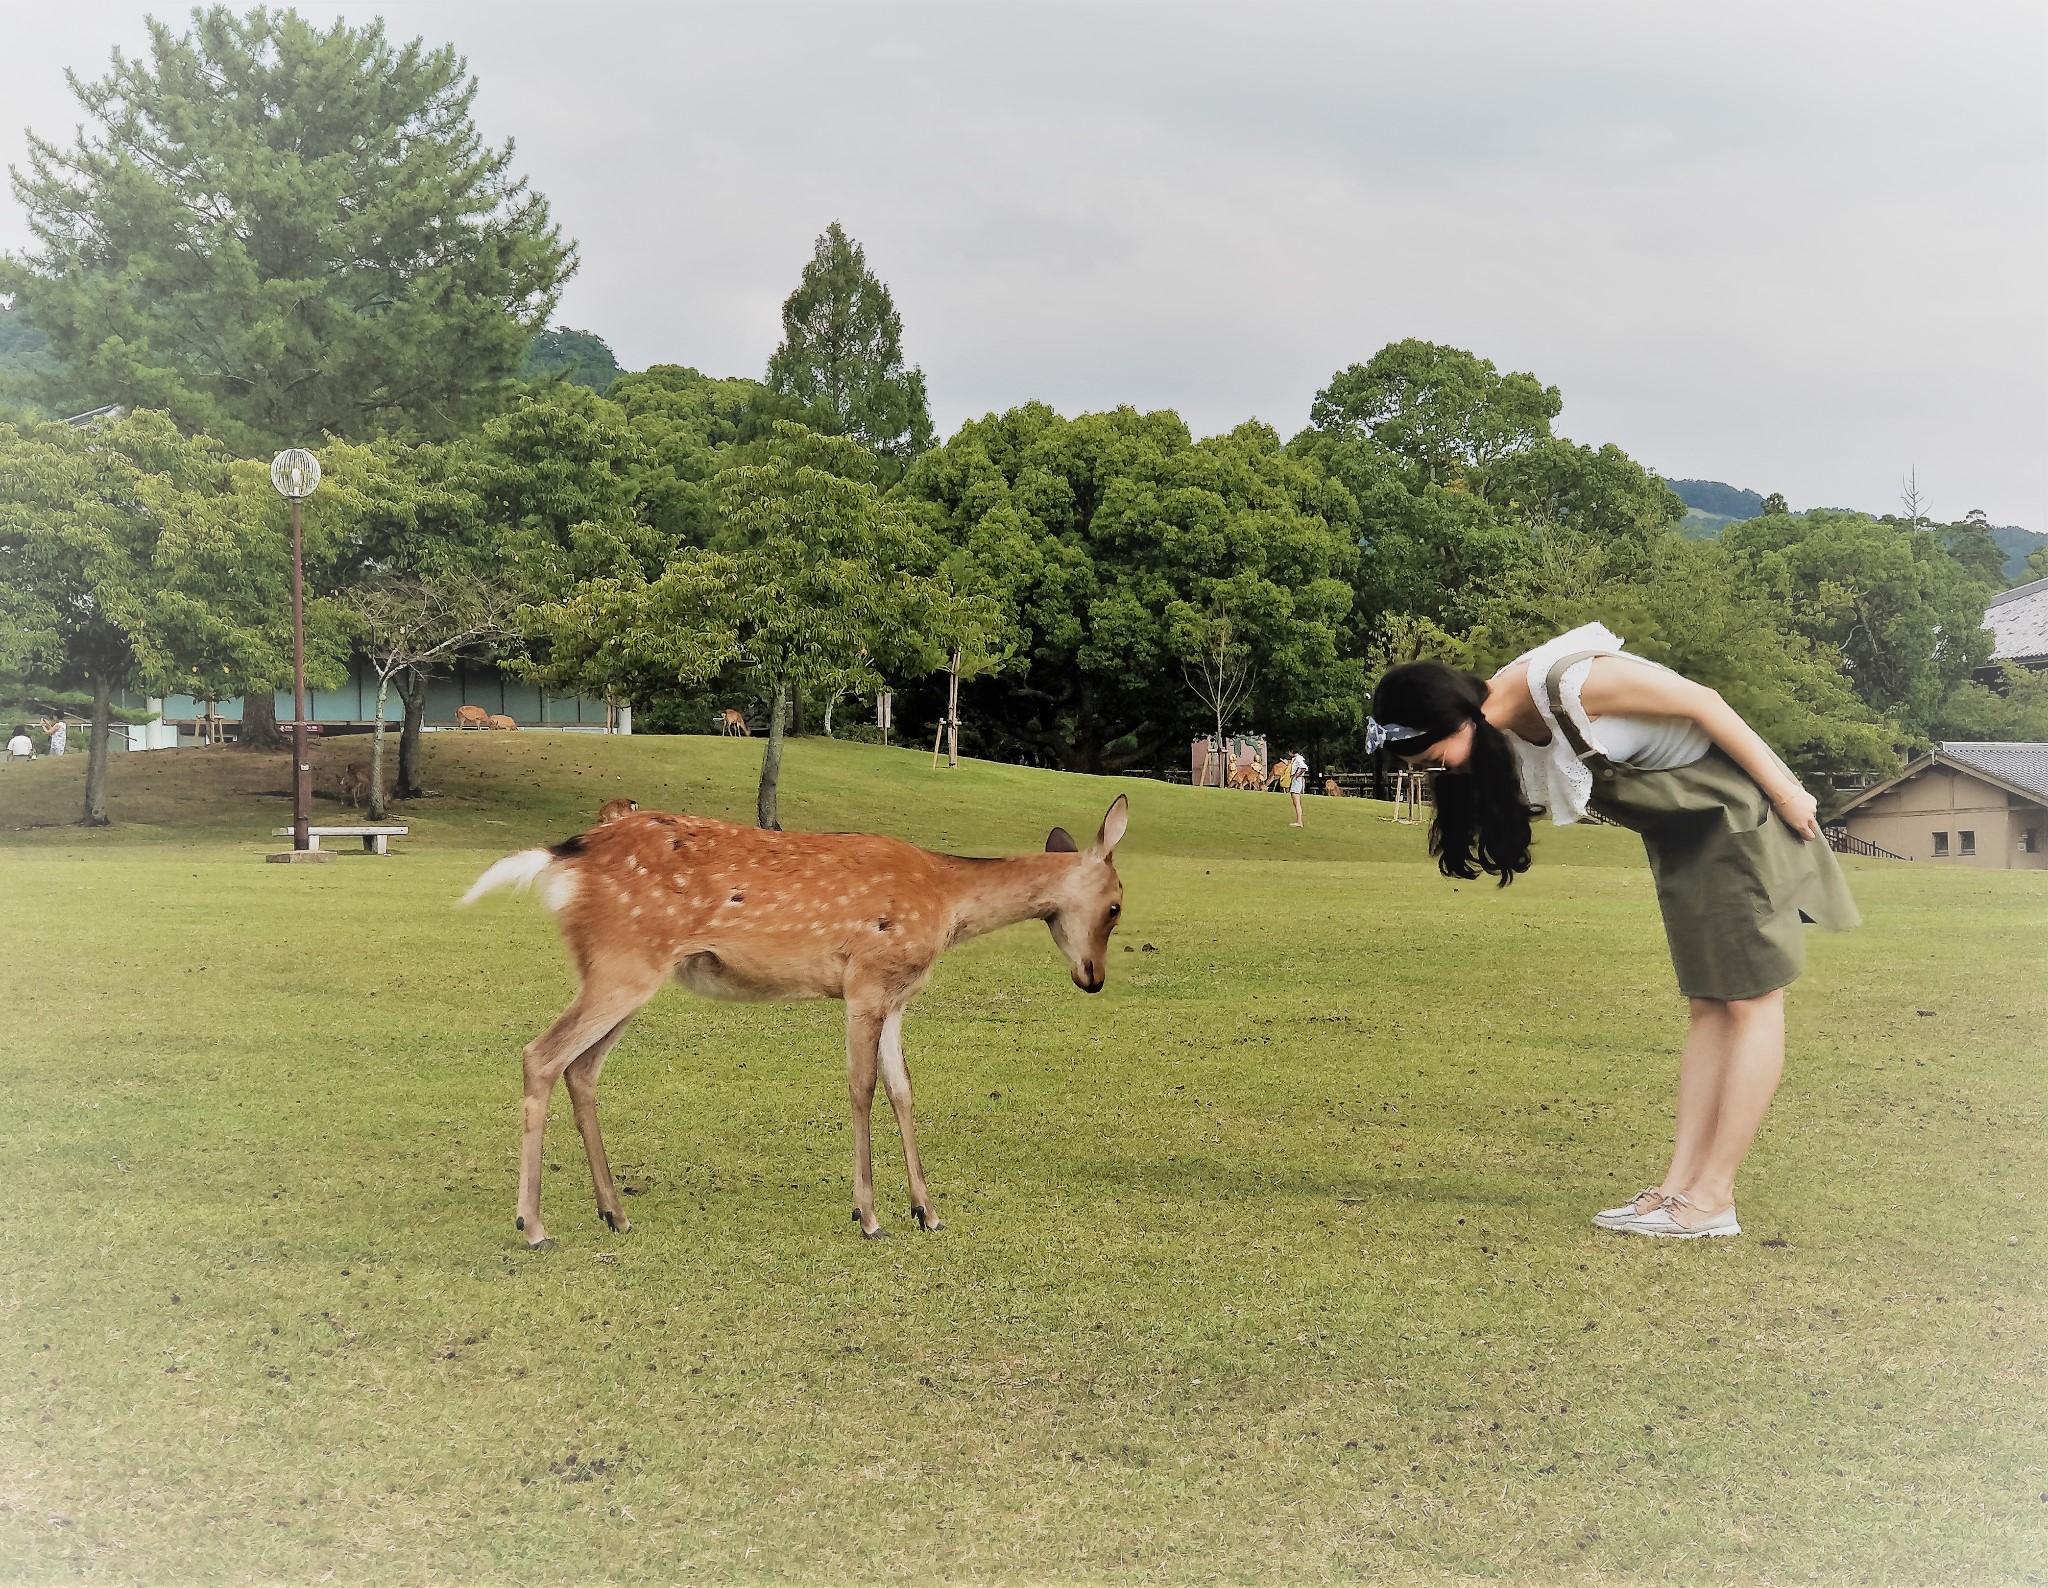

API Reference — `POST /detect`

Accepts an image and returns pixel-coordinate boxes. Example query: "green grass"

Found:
[1,736,2044,1585]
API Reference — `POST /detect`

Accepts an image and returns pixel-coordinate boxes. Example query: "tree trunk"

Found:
[394,671,428,799]
[368,670,394,822]
[756,677,789,830]
[239,687,286,752]
[81,674,112,827]
[791,682,805,737]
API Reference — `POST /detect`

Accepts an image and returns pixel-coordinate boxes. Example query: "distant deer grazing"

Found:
[339,760,371,809]
[488,714,518,731]
[462,796,1130,1248]
[455,705,490,730]
[597,797,638,823]
[718,708,751,737]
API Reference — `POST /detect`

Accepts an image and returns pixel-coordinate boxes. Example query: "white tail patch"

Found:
[459,849,562,908]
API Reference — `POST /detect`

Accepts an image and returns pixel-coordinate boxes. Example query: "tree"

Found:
[0,410,305,823]
[1308,339,1561,498]
[0,7,574,453]
[1760,492,1789,517]
[351,570,516,818]
[1718,509,1995,737]
[917,560,1015,766]
[896,407,1362,772]
[1172,600,1255,786]
[520,327,623,392]
[527,423,933,827]
[765,223,933,473]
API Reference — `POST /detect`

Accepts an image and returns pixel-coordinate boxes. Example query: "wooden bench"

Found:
[273,824,409,855]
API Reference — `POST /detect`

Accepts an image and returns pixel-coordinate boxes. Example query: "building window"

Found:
[1960,830,1976,857]
[1933,831,1949,857]
[2024,828,2039,854]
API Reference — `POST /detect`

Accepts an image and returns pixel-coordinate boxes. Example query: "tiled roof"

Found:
[1987,578,2048,664]
[1939,741,2048,802]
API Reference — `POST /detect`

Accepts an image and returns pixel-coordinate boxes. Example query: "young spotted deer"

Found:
[462,796,1129,1248]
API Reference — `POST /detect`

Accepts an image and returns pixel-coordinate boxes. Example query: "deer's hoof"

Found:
[912,1205,942,1232]
[526,1236,558,1253]
[599,1209,630,1233]
[853,1210,888,1239]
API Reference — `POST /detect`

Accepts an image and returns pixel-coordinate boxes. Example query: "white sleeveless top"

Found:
[1507,622,1711,825]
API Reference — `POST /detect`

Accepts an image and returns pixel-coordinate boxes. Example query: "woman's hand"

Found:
[1772,785,1820,841]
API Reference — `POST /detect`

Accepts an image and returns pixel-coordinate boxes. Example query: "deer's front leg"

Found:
[879,1009,939,1231]
[846,1005,886,1238]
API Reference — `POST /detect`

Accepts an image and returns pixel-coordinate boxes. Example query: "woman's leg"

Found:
[1666,988,1785,1218]
[1660,997,1732,1196]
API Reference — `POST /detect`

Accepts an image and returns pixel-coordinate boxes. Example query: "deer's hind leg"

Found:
[879,1009,940,1232]
[517,969,662,1250]
[565,1021,635,1234]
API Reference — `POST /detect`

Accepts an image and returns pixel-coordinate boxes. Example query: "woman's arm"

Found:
[1577,658,1820,840]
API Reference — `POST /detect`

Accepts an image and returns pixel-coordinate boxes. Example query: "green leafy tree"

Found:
[897,406,1361,771]
[765,223,933,474]
[520,327,623,392]
[1308,339,1561,498]
[0,6,574,452]
[528,423,932,826]
[0,410,329,823]
[1719,508,1996,736]
[1760,492,1790,517]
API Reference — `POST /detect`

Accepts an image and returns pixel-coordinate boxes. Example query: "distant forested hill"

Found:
[1668,479,1764,519]
[1990,526,2047,582]
[1668,474,2040,579]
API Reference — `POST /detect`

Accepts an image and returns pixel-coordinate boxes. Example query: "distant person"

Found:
[1369,621,1857,1240]
[39,715,66,757]
[1284,749,1309,827]
[6,726,35,761]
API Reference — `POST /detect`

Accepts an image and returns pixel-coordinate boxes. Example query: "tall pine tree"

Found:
[765,223,933,474]
[0,7,575,452]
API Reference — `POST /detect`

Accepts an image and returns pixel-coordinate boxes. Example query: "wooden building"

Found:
[1831,742,2046,870]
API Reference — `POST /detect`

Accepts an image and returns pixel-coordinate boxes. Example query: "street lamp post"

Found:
[270,449,322,856]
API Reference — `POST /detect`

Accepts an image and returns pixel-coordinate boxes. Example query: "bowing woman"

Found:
[1368,622,1858,1240]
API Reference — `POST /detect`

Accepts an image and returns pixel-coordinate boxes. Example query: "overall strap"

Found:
[1540,650,1609,761]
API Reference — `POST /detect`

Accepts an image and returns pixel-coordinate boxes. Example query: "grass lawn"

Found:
[1,735,2043,1585]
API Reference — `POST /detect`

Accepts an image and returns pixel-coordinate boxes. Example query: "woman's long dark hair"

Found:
[1372,661,1538,887]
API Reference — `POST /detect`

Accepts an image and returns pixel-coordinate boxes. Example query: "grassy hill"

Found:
[1,734,2042,1584]
[0,729,1639,867]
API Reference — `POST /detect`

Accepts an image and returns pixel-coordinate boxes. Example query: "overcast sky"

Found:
[4,2,2043,524]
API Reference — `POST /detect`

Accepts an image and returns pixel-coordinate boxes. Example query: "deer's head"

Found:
[1042,795,1129,993]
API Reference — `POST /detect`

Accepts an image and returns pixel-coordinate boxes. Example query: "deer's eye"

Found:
[1107,903,1121,918]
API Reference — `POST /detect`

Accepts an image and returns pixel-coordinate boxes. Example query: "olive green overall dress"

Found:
[1541,652,1859,1001]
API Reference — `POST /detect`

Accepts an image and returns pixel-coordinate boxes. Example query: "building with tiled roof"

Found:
[1986,577,2048,671]
[1830,742,2047,869]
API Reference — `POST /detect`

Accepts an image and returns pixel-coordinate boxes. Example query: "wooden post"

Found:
[946,647,961,769]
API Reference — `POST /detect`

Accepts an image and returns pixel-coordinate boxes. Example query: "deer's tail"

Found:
[459,847,574,910]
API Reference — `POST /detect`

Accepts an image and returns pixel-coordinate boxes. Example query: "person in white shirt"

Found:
[1367,622,1857,1242]
[6,727,35,761]
[38,716,66,757]
[1284,750,1309,827]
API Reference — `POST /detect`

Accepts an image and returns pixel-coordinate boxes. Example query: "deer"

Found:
[597,797,639,823]
[460,795,1130,1249]
[339,760,371,809]
[454,704,490,730]
[487,714,518,731]
[718,708,752,737]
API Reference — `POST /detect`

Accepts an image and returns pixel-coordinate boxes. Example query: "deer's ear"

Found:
[1045,827,1079,853]
[1091,795,1129,860]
